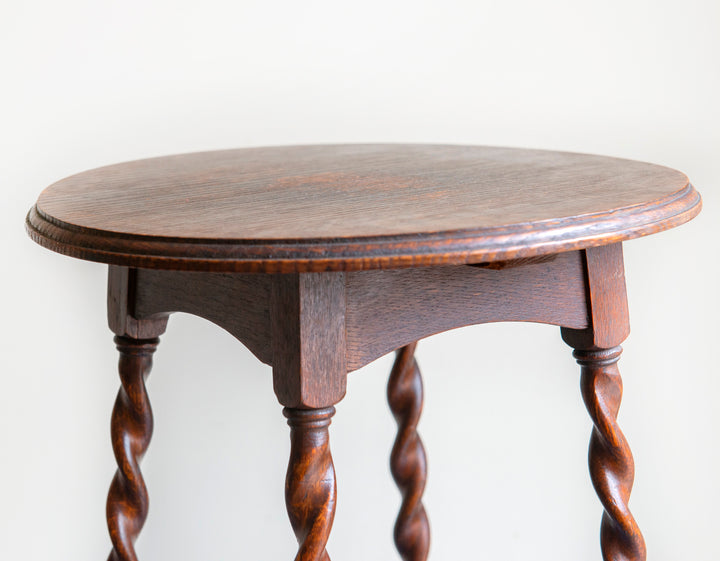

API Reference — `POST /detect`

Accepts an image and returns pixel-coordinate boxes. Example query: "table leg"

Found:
[573,346,646,561]
[106,335,160,561]
[284,406,337,561]
[562,243,646,561]
[106,267,168,561]
[270,272,347,560]
[388,343,429,561]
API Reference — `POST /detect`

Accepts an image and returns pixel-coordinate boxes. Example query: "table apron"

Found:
[109,246,613,378]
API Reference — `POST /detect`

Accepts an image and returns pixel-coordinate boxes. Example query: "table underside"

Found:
[104,243,645,561]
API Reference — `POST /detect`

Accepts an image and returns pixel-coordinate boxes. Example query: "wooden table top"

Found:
[26,144,701,272]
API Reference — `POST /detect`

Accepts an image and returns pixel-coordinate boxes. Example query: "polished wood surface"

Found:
[27,144,700,272]
[102,244,650,561]
[284,407,336,561]
[121,251,588,374]
[562,244,645,561]
[575,347,645,561]
[106,283,168,561]
[106,336,160,561]
[271,273,347,408]
[388,344,429,561]
[344,250,588,369]
[27,146,701,561]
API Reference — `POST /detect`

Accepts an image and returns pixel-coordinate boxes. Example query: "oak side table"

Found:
[26,145,701,561]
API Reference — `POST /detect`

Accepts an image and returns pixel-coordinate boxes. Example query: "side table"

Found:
[26,144,701,561]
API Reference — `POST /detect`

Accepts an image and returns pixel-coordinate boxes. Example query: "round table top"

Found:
[26,144,701,272]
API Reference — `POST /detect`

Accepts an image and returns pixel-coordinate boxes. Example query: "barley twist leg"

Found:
[576,346,646,561]
[106,336,159,561]
[284,406,337,561]
[388,343,430,561]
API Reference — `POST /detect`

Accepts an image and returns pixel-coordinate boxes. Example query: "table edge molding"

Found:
[26,183,701,272]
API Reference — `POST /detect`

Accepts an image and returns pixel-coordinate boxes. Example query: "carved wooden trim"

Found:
[284,407,336,561]
[560,243,644,560]
[115,250,593,377]
[106,336,159,561]
[28,143,693,560]
[27,158,700,273]
[131,268,272,364]
[575,347,646,561]
[388,343,429,561]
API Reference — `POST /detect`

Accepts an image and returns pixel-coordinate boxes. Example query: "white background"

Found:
[2,1,718,560]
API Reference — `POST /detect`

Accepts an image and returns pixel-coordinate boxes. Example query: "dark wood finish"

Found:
[388,343,429,561]
[561,244,629,350]
[107,336,160,561]
[574,347,646,561]
[562,244,644,561]
[116,253,588,373]
[106,277,167,561]
[284,407,337,561]
[98,246,649,561]
[26,146,702,560]
[26,145,701,272]
[130,267,272,365]
[107,267,169,339]
[345,250,587,370]
[469,254,558,270]
[271,273,347,408]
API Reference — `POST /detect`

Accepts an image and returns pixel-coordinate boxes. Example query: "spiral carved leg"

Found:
[388,343,430,561]
[106,336,159,561]
[576,346,646,561]
[284,407,337,561]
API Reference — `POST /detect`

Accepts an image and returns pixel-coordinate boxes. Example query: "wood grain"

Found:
[107,267,169,339]
[561,243,644,560]
[284,407,336,561]
[24,145,702,559]
[388,344,429,561]
[112,252,589,374]
[345,250,588,370]
[131,268,272,364]
[106,336,159,561]
[26,145,701,272]
[561,243,629,350]
[575,347,646,561]
[271,273,347,408]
